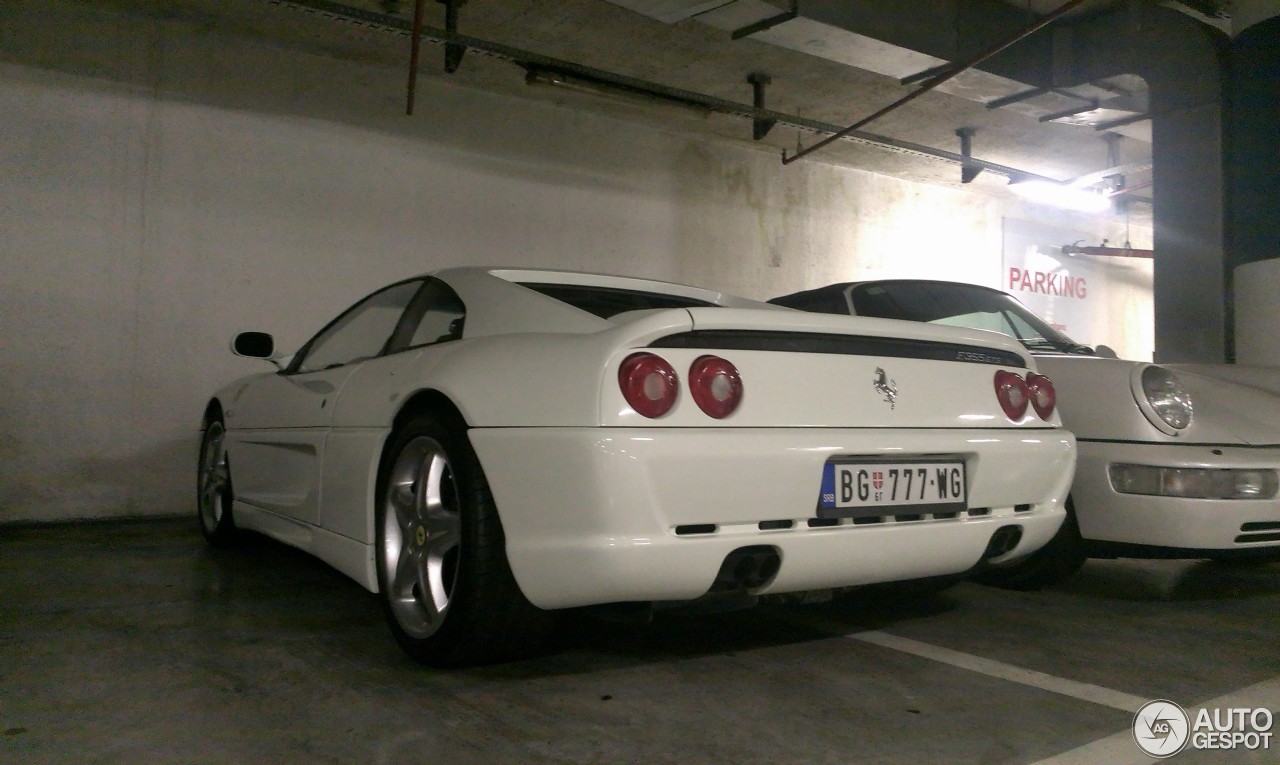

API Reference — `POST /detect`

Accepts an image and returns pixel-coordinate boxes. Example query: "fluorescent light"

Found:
[1007,180,1112,213]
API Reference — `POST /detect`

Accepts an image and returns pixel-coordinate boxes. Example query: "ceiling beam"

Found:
[781,0,1087,165]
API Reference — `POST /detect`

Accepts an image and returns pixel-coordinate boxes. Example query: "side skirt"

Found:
[234,500,379,593]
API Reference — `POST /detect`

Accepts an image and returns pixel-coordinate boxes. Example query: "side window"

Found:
[787,289,855,316]
[294,280,423,373]
[849,285,893,318]
[828,289,855,315]
[387,280,466,353]
[1003,310,1053,346]
[931,310,1011,334]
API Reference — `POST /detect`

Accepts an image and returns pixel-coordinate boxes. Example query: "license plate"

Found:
[816,457,967,519]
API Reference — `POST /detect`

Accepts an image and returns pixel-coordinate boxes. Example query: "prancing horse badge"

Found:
[873,367,897,410]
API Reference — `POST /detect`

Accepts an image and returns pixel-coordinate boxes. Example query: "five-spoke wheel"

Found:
[380,436,462,639]
[197,417,237,546]
[374,411,553,666]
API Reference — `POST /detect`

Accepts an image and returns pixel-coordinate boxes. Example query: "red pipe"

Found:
[1061,245,1154,258]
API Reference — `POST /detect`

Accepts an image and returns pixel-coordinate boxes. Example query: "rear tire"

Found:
[197,418,238,547]
[375,411,553,666]
[973,499,1087,590]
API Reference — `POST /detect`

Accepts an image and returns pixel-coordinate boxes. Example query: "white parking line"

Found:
[787,614,1280,765]
[784,613,1151,711]
[1026,674,1280,765]
[848,629,1150,712]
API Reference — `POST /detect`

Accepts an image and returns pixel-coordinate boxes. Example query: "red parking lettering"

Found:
[1010,269,1088,300]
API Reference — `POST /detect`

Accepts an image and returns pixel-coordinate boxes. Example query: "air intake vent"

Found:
[1235,521,1280,544]
[758,520,794,530]
[675,524,717,536]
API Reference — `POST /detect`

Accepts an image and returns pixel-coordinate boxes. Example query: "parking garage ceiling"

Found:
[86,0,1236,221]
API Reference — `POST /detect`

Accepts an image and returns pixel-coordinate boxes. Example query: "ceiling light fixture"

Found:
[1007,180,1113,213]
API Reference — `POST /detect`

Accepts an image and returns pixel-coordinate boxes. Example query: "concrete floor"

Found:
[2,519,1278,765]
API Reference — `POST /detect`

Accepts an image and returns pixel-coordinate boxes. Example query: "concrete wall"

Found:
[0,2,1151,522]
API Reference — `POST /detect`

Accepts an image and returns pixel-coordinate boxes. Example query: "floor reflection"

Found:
[1057,558,1280,602]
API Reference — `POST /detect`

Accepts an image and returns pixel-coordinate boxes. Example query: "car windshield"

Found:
[849,281,1088,354]
[519,282,720,319]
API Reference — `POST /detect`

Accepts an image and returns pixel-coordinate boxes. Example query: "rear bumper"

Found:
[470,427,1075,609]
[1072,440,1280,554]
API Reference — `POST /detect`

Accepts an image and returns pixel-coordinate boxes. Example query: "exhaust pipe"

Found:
[710,545,781,592]
[982,525,1023,560]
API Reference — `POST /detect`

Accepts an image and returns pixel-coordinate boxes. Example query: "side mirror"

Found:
[232,331,275,359]
[1094,344,1119,359]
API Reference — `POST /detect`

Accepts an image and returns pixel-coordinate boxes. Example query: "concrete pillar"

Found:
[1225,2,1280,360]
[1148,92,1225,363]
[1056,5,1228,363]
[1234,259,1280,366]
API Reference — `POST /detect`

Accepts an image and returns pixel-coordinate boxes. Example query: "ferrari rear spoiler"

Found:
[667,307,1031,368]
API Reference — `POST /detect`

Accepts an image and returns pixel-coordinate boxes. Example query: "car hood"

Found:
[1033,355,1280,445]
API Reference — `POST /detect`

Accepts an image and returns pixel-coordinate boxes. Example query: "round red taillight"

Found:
[619,352,679,419]
[1026,372,1056,420]
[688,355,743,419]
[994,370,1030,421]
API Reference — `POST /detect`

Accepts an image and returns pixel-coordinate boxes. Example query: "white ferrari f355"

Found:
[198,267,1076,665]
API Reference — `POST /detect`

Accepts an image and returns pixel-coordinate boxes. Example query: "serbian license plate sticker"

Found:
[817,458,967,519]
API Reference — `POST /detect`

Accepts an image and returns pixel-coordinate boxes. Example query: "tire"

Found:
[973,499,1087,590]
[375,411,553,666]
[197,418,238,547]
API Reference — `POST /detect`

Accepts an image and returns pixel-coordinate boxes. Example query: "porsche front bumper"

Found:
[1072,440,1280,556]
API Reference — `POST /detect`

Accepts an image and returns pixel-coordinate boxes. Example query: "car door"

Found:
[226,279,424,525]
[318,279,467,542]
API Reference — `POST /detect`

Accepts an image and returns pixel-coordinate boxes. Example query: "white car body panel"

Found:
[473,427,1074,608]
[1037,356,1280,446]
[224,366,356,524]
[1034,355,1280,552]
[786,279,1280,558]
[1070,440,1280,548]
[209,267,1077,605]
[1163,364,1280,444]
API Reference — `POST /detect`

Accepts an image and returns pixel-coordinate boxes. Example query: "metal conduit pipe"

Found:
[781,0,1087,165]
[268,0,1063,183]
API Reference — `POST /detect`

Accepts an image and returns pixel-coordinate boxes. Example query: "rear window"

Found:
[519,282,720,319]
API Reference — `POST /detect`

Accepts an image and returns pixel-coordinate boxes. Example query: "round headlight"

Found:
[1139,365,1193,431]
